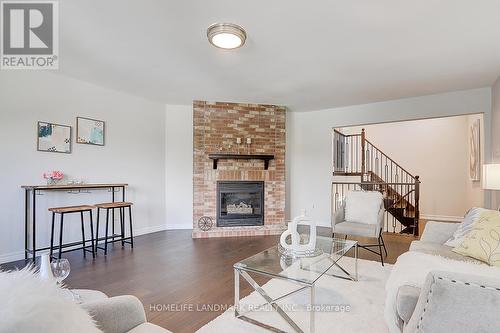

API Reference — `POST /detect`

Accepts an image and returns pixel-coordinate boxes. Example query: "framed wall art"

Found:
[469,118,480,182]
[76,117,105,146]
[37,121,72,153]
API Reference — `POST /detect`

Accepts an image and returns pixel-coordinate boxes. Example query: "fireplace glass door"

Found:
[217,181,264,227]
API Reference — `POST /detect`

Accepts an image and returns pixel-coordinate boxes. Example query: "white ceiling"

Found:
[59,0,500,111]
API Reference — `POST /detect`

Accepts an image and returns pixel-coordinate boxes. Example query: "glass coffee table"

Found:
[234,236,358,333]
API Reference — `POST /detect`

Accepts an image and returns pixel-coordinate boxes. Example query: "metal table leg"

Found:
[111,187,115,236]
[234,268,310,333]
[234,268,239,317]
[32,189,36,261]
[310,286,315,333]
[355,243,358,281]
[24,189,29,260]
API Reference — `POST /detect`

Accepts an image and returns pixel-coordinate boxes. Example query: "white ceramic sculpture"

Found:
[279,209,317,252]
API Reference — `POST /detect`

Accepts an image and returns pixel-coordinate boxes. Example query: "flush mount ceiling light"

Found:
[207,23,246,49]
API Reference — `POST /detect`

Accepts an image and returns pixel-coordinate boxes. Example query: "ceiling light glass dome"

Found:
[207,23,246,49]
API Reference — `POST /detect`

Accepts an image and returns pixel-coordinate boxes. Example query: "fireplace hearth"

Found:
[217,181,264,227]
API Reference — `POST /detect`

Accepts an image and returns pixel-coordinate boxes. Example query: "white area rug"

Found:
[198,257,392,333]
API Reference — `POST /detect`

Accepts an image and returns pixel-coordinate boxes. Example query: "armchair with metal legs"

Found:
[332,194,388,265]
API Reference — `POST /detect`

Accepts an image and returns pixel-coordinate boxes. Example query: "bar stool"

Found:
[48,205,96,259]
[95,202,134,255]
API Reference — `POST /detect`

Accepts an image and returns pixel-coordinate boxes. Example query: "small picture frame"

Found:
[76,117,105,146]
[37,121,72,154]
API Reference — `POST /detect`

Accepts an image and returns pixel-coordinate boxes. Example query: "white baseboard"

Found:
[134,224,169,236]
[0,224,183,265]
[420,214,463,222]
[0,251,25,264]
[166,224,193,230]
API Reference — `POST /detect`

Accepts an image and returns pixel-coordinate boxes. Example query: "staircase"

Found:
[332,129,421,235]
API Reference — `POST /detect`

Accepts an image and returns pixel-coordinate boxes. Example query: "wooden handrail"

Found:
[331,181,416,186]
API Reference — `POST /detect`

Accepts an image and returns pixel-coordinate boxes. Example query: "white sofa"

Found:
[391,221,500,333]
[77,289,171,333]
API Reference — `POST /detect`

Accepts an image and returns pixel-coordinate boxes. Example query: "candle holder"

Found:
[246,138,252,154]
[236,138,242,154]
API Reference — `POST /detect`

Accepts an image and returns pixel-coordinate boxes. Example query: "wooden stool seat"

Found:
[48,205,95,213]
[94,202,133,209]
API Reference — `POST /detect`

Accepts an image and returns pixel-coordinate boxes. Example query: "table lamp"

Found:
[483,164,500,210]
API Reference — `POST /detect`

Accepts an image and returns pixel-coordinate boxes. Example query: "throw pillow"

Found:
[445,207,499,247]
[453,213,500,267]
[0,267,101,333]
[344,190,383,225]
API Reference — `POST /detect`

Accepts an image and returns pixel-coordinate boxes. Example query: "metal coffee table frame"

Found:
[234,238,358,333]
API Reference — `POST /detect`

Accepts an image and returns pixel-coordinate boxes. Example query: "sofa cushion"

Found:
[409,240,481,263]
[396,285,420,324]
[344,190,382,225]
[333,221,378,238]
[403,271,500,333]
[453,213,500,267]
[444,208,499,247]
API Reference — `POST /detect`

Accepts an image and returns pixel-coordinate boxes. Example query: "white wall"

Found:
[490,76,500,207]
[165,105,193,229]
[0,71,166,263]
[287,88,492,226]
[342,115,484,218]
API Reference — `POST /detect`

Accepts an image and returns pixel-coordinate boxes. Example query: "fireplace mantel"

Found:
[208,153,274,170]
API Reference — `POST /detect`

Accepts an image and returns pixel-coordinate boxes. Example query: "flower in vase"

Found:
[43,170,64,184]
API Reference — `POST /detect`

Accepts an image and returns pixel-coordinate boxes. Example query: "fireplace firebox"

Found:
[217,181,264,227]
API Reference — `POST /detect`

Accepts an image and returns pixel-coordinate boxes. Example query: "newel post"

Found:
[414,175,420,236]
[361,128,366,175]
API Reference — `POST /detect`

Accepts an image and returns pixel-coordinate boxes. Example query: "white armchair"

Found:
[332,190,387,265]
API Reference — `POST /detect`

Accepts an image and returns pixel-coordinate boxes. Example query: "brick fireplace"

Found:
[192,100,286,238]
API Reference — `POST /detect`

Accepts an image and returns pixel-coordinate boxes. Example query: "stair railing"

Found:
[333,129,363,174]
[332,128,421,235]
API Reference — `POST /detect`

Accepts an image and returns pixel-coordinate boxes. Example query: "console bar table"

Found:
[21,183,128,261]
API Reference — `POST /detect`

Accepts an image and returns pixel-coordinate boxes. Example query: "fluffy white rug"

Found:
[0,267,101,333]
[198,257,392,333]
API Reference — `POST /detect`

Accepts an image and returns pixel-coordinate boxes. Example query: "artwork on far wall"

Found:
[469,118,480,182]
[37,121,72,153]
[76,117,105,146]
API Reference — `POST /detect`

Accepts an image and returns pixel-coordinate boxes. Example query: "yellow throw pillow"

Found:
[453,211,500,267]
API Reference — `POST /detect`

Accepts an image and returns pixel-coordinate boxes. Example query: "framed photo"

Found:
[76,117,105,146]
[37,122,72,153]
[469,118,480,181]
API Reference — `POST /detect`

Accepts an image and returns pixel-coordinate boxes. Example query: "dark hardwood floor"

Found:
[1,230,414,333]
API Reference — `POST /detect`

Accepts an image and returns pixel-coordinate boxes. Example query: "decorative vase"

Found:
[279,210,317,252]
[39,253,56,283]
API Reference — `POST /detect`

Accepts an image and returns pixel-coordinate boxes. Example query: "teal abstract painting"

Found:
[37,122,72,153]
[77,117,105,146]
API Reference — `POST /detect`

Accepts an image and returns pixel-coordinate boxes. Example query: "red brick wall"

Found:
[192,101,286,238]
